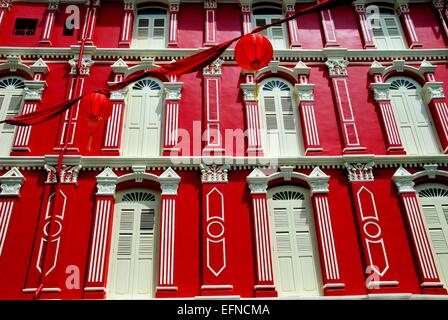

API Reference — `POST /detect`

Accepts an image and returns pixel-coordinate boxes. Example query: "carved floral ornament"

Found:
[45,164,82,184]
[201,164,229,183]
[392,164,448,194]
[326,58,349,77]
[345,162,375,182]
[203,59,224,76]
[247,166,330,195]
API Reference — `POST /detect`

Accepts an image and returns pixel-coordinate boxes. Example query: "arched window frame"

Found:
[369,60,448,155]
[104,59,183,155]
[258,77,304,157]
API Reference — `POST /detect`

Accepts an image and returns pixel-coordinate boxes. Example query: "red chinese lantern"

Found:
[81,92,111,150]
[84,92,111,125]
[234,33,273,72]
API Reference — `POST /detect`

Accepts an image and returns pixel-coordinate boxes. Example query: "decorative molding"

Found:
[247,168,268,194]
[392,167,415,193]
[48,0,60,10]
[369,61,386,75]
[422,82,445,104]
[309,166,330,194]
[131,165,146,183]
[69,57,94,76]
[31,58,49,74]
[6,55,20,72]
[369,83,391,101]
[204,0,217,9]
[201,164,228,183]
[0,167,25,197]
[163,82,183,100]
[203,58,223,76]
[419,60,437,74]
[96,167,117,196]
[0,0,12,10]
[295,61,311,75]
[123,0,135,11]
[111,58,128,74]
[23,81,46,101]
[326,58,349,77]
[240,83,257,102]
[159,167,181,195]
[44,164,81,184]
[345,162,375,182]
[295,83,315,102]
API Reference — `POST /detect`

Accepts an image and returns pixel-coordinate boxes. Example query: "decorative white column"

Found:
[368,61,405,154]
[202,59,224,155]
[392,167,446,294]
[241,74,263,156]
[326,57,365,153]
[204,0,217,46]
[240,0,252,35]
[396,1,422,48]
[0,0,12,30]
[156,167,181,297]
[294,61,322,154]
[0,168,25,256]
[119,0,135,46]
[353,2,375,49]
[103,59,128,154]
[247,168,276,297]
[168,1,180,47]
[433,0,448,41]
[321,9,339,47]
[308,167,344,293]
[13,59,49,152]
[284,1,301,48]
[81,0,100,44]
[162,82,183,156]
[40,0,59,44]
[84,168,117,299]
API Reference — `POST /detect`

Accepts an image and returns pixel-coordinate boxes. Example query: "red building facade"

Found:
[0,0,448,300]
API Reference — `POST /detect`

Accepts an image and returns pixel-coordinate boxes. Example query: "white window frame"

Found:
[259,78,303,157]
[368,9,407,49]
[132,12,168,49]
[107,189,161,299]
[0,77,24,156]
[387,76,441,155]
[252,13,288,49]
[121,78,164,157]
[416,183,448,289]
[267,185,322,297]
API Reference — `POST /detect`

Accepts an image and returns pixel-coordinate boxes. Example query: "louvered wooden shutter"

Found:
[151,17,166,48]
[421,204,448,287]
[114,208,135,296]
[137,17,150,38]
[270,18,286,49]
[135,208,155,295]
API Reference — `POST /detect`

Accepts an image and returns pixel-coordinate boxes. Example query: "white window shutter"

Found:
[0,93,23,156]
[269,189,321,296]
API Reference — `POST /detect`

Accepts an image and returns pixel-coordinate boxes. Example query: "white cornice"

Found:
[0,154,447,170]
[0,47,446,63]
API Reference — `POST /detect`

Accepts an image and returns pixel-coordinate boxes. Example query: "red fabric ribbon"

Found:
[1,0,345,127]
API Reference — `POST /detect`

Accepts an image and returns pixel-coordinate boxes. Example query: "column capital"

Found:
[369,82,390,101]
[422,82,445,104]
[309,167,329,194]
[396,1,410,15]
[345,162,375,182]
[392,167,415,193]
[69,57,94,76]
[48,0,60,11]
[201,164,229,183]
[123,0,135,11]
[432,0,444,9]
[204,0,217,9]
[163,82,183,100]
[325,57,349,77]
[203,58,223,76]
[159,167,181,195]
[86,0,101,7]
[0,0,12,10]
[294,83,315,102]
[23,81,46,101]
[247,168,268,194]
[96,167,118,196]
[240,83,257,102]
[368,61,386,76]
[0,167,25,197]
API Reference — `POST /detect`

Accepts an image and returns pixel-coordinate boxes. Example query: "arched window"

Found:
[387,76,440,155]
[367,7,406,49]
[416,183,448,289]
[122,78,163,157]
[0,77,25,156]
[259,78,303,156]
[108,189,159,299]
[253,5,288,49]
[132,7,167,49]
[268,186,321,296]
